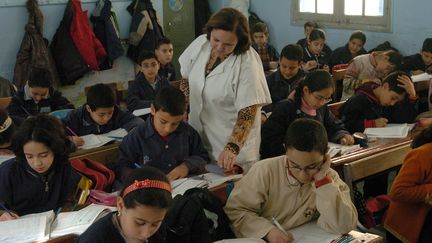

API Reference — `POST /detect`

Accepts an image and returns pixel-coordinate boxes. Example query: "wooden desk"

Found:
[69,143,120,164]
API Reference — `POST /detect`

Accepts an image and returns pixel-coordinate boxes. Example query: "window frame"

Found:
[292,0,392,32]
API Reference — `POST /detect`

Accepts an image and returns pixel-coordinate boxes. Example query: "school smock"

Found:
[0,157,81,216]
[224,156,357,239]
[179,35,271,165]
[126,72,170,111]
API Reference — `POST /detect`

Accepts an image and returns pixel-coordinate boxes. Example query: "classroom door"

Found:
[163,0,195,77]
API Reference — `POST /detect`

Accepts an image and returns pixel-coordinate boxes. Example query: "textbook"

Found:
[79,128,127,149]
[364,123,414,138]
[328,142,362,158]
[411,72,432,82]
[0,204,115,243]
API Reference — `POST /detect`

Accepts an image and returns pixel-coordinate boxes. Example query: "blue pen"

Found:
[0,202,12,214]
[134,163,143,168]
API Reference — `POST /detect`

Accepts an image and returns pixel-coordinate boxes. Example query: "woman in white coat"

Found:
[179,8,271,171]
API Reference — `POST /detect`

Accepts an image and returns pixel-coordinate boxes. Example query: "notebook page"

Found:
[172,178,208,197]
[364,123,410,138]
[289,221,339,243]
[133,108,151,117]
[79,134,102,149]
[103,128,128,139]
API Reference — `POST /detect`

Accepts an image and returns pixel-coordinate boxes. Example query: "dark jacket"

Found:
[263,69,305,113]
[401,53,432,74]
[115,117,209,183]
[127,72,170,111]
[340,82,419,133]
[252,43,280,71]
[159,63,177,82]
[261,99,349,159]
[62,105,143,136]
[302,45,330,71]
[297,38,332,57]
[0,157,80,216]
[7,86,74,119]
[329,44,367,70]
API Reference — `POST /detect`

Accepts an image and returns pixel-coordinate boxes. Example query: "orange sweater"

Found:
[384,143,432,243]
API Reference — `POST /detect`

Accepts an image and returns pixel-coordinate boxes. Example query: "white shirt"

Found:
[179,35,271,164]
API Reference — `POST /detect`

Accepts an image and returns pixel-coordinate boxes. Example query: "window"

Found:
[292,0,391,32]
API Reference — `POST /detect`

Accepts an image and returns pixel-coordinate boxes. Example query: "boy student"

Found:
[225,119,357,240]
[401,38,432,75]
[116,86,209,182]
[341,50,403,101]
[251,22,280,71]
[62,83,143,146]
[262,44,305,115]
[155,37,177,82]
[127,51,170,112]
[296,21,332,57]
[7,68,74,119]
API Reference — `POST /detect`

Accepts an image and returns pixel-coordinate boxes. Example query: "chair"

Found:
[328,100,345,119]
[332,68,348,101]
[0,96,12,109]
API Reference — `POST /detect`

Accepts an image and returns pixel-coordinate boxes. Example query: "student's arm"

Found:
[7,96,29,119]
[0,165,18,221]
[341,62,361,100]
[322,106,352,144]
[126,82,153,111]
[51,90,74,110]
[384,75,418,123]
[115,133,142,183]
[340,97,375,133]
[182,126,209,174]
[116,109,144,132]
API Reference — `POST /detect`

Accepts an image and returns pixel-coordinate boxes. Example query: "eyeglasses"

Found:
[286,158,324,174]
[312,93,332,103]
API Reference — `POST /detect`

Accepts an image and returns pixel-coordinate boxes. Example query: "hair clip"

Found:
[122,179,172,197]
[0,117,12,133]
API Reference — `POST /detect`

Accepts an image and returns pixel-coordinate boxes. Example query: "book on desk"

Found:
[79,128,127,150]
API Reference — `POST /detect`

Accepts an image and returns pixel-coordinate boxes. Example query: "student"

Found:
[341,50,403,101]
[262,44,305,115]
[7,68,74,119]
[329,31,367,70]
[384,125,432,243]
[77,167,173,243]
[261,70,353,159]
[401,38,432,75]
[62,83,143,146]
[116,86,209,182]
[155,38,177,82]
[0,114,80,220]
[251,22,280,71]
[0,110,22,155]
[302,29,330,72]
[296,21,332,57]
[225,118,357,241]
[127,51,170,112]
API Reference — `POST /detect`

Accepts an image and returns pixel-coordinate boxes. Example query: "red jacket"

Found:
[70,0,107,70]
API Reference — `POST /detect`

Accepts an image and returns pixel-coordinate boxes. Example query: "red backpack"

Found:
[70,158,115,191]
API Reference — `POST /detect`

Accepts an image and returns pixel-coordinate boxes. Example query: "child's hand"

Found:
[0,211,19,221]
[323,64,330,73]
[397,75,416,98]
[374,118,388,127]
[71,136,85,147]
[313,153,331,181]
[269,61,278,70]
[265,228,294,243]
[340,134,355,145]
[303,60,318,71]
[167,163,189,181]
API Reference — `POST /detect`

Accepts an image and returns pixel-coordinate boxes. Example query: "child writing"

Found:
[225,118,357,242]
[251,22,280,71]
[7,67,74,119]
[155,38,177,82]
[127,51,170,112]
[302,29,330,72]
[62,83,143,146]
[77,167,173,243]
[341,50,403,101]
[329,30,367,70]
[401,37,432,75]
[384,125,432,243]
[0,114,81,220]
[116,86,209,182]
[261,70,353,159]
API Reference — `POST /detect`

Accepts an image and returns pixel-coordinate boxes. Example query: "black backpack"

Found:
[164,188,235,243]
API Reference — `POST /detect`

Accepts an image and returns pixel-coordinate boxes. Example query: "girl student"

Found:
[302,29,331,72]
[77,166,173,243]
[261,70,354,159]
[0,114,80,220]
[329,30,367,70]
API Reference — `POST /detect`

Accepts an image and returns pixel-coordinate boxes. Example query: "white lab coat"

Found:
[179,35,271,165]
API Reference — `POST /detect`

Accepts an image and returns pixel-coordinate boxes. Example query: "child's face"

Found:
[375,56,395,75]
[420,50,432,66]
[279,57,301,80]
[28,86,49,102]
[379,83,405,106]
[252,32,268,47]
[151,105,184,137]
[86,105,114,126]
[302,86,333,110]
[117,198,167,243]
[348,38,364,56]
[285,148,324,184]
[140,58,160,81]
[23,141,54,174]
[155,44,174,65]
[307,38,325,55]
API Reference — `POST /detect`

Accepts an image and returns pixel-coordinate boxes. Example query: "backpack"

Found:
[164,188,235,243]
[70,158,115,191]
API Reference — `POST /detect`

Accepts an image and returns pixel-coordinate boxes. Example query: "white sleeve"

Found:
[178,35,208,79]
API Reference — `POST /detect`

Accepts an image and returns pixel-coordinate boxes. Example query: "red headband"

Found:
[122,179,172,197]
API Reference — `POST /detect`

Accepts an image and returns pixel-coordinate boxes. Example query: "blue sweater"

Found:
[127,72,170,111]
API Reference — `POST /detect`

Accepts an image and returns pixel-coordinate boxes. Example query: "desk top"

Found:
[69,142,120,164]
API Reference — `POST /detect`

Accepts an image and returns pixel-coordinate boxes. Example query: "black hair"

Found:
[381,71,409,96]
[153,86,186,116]
[11,114,71,164]
[284,118,328,155]
[120,167,173,209]
[349,30,366,45]
[0,110,15,146]
[304,21,319,29]
[252,22,268,34]
[280,44,303,62]
[422,38,432,53]
[308,29,326,42]
[28,68,52,88]
[86,83,115,111]
[293,70,333,109]
[155,37,172,50]
[137,51,158,66]
[382,50,403,68]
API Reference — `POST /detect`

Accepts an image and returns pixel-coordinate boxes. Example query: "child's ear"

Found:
[150,104,156,116]
[382,82,389,90]
[303,86,310,95]
[117,197,125,212]
[85,105,92,113]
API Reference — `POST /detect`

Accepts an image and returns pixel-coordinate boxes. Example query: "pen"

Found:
[134,162,143,168]
[271,216,288,236]
[66,126,78,136]
[0,202,12,215]
[49,207,63,238]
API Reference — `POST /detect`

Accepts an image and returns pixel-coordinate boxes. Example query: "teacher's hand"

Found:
[217,149,238,170]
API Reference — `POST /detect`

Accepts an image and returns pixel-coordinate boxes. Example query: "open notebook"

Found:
[327,142,362,158]
[0,204,115,243]
[364,123,414,138]
[79,128,127,149]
